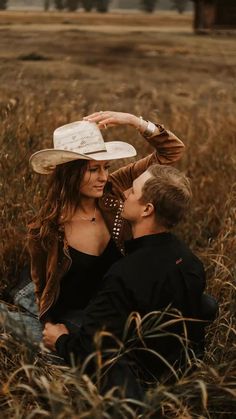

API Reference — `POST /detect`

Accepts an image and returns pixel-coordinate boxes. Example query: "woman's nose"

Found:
[98,169,108,181]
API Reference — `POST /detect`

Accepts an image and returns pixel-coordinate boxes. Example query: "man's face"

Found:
[122,171,152,222]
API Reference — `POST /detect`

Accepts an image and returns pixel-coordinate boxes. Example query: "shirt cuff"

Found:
[142,122,166,140]
[55,333,71,357]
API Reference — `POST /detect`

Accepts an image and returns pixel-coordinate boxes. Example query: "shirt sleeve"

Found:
[55,274,130,365]
[109,126,185,191]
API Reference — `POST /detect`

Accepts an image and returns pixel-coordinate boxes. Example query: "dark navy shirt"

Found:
[56,232,206,374]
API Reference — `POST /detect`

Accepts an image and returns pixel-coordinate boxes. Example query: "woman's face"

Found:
[80,160,110,199]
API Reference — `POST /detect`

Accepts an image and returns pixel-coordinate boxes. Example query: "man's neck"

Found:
[131,222,168,239]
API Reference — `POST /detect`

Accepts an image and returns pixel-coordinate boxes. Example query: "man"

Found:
[43,164,206,391]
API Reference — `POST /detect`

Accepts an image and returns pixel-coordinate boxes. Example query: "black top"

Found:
[56,233,206,376]
[50,238,122,320]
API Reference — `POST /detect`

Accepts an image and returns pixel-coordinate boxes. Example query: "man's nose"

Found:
[124,188,131,198]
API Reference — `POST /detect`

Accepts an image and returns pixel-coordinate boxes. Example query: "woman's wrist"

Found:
[130,115,148,132]
[130,114,163,138]
[129,114,140,128]
[132,115,156,137]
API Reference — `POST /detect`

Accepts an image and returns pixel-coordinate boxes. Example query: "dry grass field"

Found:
[0,11,236,418]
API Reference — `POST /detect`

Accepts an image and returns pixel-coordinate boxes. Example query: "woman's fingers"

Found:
[83,111,104,120]
[83,111,133,127]
[84,112,119,128]
[97,117,117,127]
[84,111,114,122]
[83,111,110,120]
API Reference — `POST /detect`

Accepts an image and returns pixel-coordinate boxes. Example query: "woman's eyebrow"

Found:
[89,163,110,169]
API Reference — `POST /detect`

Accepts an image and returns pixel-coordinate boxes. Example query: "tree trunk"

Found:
[95,0,110,13]
[44,0,50,11]
[81,0,94,12]
[54,0,65,10]
[66,0,79,11]
[0,0,7,10]
[171,0,189,14]
[141,0,157,13]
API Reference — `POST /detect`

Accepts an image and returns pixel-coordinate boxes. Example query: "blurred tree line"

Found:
[141,0,189,13]
[0,0,190,13]
[52,0,110,12]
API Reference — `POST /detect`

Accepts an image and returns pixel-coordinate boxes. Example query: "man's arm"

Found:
[43,322,69,352]
[44,275,130,365]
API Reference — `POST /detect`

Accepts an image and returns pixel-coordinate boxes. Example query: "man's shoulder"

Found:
[106,254,134,276]
[167,235,204,270]
[103,250,145,287]
[105,233,204,282]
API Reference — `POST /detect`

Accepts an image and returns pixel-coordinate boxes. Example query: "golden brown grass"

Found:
[0,10,192,26]
[0,11,236,418]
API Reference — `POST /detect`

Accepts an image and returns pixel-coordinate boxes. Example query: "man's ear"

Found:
[142,203,154,217]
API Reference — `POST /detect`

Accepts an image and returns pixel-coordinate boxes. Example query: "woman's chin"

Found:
[94,188,105,196]
[90,190,104,198]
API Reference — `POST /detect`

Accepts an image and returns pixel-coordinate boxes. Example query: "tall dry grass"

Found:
[0,13,236,417]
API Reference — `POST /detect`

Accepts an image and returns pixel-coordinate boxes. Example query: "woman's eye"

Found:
[105,166,110,170]
[89,168,98,172]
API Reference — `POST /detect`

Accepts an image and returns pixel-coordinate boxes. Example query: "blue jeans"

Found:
[0,279,42,345]
[0,280,83,346]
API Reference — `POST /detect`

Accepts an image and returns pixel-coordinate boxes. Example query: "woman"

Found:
[1,111,184,344]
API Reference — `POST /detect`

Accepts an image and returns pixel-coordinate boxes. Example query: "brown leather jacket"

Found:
[28,127,185,321]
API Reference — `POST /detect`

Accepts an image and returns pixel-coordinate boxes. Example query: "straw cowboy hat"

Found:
[30,121,137,174]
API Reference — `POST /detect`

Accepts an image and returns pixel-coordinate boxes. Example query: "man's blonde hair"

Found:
[140,165,192,228]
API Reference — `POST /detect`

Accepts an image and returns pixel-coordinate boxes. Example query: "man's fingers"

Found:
[44,321,53,329]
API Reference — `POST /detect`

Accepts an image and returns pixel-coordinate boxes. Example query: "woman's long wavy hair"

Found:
[28,159,88,249]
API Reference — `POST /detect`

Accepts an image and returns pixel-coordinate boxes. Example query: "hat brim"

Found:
[30,141,137,174]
